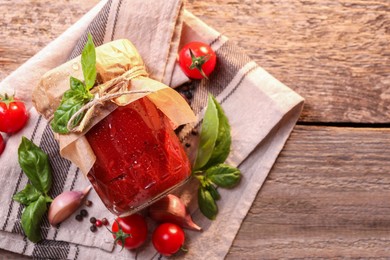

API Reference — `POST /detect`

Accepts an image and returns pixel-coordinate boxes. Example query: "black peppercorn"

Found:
[90,225,97,232]
[90,217,97,224]
[184,91,193,100]
[80,209,88,217]
[75,215,83,221]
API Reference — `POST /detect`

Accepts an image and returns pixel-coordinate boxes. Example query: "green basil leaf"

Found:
[51,94,90,134]
[205,164,241,188]
[81,33,97,90]
[51,77,93,134]
[203,95,231,168]
[18,137,52,194]
[12,184,41,205]
[194,93,219,170]
[68,77,86,95]
[206,184,221,201]
[198,187,218,220]
[21,195,47,243]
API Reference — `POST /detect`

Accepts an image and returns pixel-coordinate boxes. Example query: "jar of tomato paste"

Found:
[85,96,191,216]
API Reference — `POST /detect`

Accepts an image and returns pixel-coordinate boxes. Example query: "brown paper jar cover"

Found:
[32,39,196,176]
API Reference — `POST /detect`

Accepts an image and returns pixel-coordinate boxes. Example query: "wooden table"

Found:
[1,0,389,258]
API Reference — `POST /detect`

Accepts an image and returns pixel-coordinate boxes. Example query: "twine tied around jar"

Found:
[65,65,152,133]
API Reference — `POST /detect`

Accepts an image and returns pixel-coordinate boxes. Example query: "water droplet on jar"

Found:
[133,160,141,169]
[72,63,80,71]
[144,181,156,190]
[109,160,115,168]
[160,172,170,181]
[173,165,183,174]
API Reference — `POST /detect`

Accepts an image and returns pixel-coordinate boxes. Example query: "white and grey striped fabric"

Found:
[0,0,304,259]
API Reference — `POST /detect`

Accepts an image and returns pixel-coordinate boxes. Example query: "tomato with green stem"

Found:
[109,214,148,250]
[178,42,216,79]
[152,223,186,256]
[0,94,29,134]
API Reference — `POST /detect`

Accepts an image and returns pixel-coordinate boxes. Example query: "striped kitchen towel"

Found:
[0,0,304,259]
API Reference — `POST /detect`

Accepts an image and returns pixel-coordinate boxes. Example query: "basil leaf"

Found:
[51,34,96,134]
[18,137,52,194]
[206,184,221,201]
[68,77,87,96]
[198,187,218,220]
[21,195,47,243]
[13,184,41,205]
[51,77,93,134]
[205,164,241,188]
[194,94,219,170]
[51,95,91,134]
[203,95,231,168]
[81,33,97,90]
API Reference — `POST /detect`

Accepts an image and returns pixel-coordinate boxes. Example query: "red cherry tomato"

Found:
[0,94,29,134]
[178,42,216,79]
[152,223,185,256]
[0,134,5,155]
[111,214,148,250]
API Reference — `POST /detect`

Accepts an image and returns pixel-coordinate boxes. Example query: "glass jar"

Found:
[85,97,191,216]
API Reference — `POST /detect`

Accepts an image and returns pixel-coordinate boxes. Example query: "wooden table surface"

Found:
[1,0,390,258]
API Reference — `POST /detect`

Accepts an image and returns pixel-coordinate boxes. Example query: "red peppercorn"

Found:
[95,220,102,227]
[85,200,93,207]
[101,218,109,226]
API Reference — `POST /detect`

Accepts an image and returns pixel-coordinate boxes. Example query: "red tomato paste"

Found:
[85,97,191,216]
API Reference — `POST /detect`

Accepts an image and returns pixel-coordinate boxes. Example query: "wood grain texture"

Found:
[186,0,390,123]
[0,0,98,80]
[227,125,390,259]
[1,0,390,259]
[0,0,98,259]
[3,126,389,258]
[1,0,389,123]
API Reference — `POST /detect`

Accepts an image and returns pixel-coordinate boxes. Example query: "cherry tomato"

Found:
[0,94,29,134]
[111,214,148,250]
[152,223,186,256]
[178,42,216,79]
[0,134,5,155]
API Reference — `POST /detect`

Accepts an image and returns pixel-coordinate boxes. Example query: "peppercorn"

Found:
[75,214,83,221]
[90,217,96,224]
[95,220,103,227]
[101,218,109,226]
[80,209,88,217]
[184,91,193,100]
[85,200,93,207]
[90,225,97,232]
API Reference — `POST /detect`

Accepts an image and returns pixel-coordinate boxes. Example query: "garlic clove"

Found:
[48,185,92,226]
[149,194,202,231]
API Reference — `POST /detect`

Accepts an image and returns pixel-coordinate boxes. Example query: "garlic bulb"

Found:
[48,186,92,226]
[149,194,202,231]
